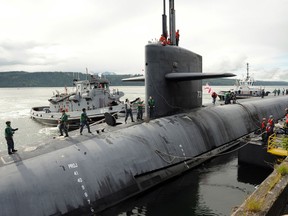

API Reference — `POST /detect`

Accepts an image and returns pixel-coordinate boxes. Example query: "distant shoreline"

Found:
[0,71,287,88]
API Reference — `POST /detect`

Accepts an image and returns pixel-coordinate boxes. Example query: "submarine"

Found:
[1,1,288,216]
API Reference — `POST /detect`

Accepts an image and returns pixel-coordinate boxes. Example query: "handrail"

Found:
[267,133,278,150]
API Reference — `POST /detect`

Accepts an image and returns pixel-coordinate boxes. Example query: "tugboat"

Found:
[30,74,125,129]
[218,63,268,100]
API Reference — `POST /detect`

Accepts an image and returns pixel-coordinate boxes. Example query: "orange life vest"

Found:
[159,35,166,42]
[176,31,180,39]
[268,118,274,127]
[261,121,266,130]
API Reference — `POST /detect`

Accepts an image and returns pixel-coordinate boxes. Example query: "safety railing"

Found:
[267,133,288,156]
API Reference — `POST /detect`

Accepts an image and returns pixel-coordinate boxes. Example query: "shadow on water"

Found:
[97,149,273,216]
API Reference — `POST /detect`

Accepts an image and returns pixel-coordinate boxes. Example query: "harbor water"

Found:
[0,85,286,215]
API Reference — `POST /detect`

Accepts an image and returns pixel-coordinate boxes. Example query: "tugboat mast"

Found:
[246,63,250,80]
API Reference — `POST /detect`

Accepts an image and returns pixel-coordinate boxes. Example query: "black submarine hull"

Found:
[0,96,287,215]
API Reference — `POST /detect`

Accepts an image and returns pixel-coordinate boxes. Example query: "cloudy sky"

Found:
[0,0,287,81]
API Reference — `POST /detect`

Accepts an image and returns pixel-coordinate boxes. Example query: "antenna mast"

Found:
[169,0,176,45]
[162,0,168,38]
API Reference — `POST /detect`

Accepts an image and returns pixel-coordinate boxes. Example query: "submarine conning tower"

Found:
[145,0,203,117]
[145,44,203,117]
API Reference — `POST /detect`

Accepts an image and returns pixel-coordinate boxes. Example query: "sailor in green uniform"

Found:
[136,98,144,120]
[59,110,69,137]
[4,121,18,155]
[148,96,155,119]
[80,108,92,135]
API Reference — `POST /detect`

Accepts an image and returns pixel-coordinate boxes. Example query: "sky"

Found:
[0,0,288,81]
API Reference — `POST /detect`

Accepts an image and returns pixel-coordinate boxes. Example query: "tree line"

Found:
[0,71,287,87]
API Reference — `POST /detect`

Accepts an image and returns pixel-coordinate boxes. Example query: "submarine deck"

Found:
[0,94,284,168]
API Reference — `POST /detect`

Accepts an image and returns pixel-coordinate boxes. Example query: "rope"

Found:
[154,140,253,163]
[149,72,189,112]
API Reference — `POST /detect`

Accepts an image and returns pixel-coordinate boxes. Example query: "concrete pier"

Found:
[234,121,288,216]
[232,157,288,216]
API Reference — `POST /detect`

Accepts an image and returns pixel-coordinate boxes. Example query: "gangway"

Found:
[267,133,288,157]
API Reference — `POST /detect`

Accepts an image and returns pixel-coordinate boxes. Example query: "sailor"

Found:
[80,108,92,135]
[261,118,267,141]
[175,29,180,46]
[261,89,265,98]
[285,115,288,135]
[4,121,18,155]
[159,34,167,46]
[148,96,155,119]
[266,123,273,141]
[124,98,134,123]
[284,110,288,134]
[224,91,231,104]
[136,98,144,121]
[167,38,171,45]
[59,110,69,137]
[211,92,217,105]
[230,92,236,104]
[267,115,275,132]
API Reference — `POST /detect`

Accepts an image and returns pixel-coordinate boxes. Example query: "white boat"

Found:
[30,74,125,129]
[218,63,268,101]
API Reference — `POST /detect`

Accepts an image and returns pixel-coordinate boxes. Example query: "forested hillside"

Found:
[0,71,287,87]
[0,72,143,87]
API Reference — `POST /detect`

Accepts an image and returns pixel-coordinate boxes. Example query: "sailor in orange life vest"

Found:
[167,38,171,45]
[285,113,288,134]
[266,122,273,143]
[267,115,275,132]
[211,92,217,105]
[175,29,180,46]
[159,34,167,46]
[261,118,267,131]
[261,118,267,141]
